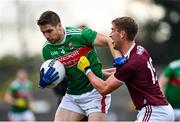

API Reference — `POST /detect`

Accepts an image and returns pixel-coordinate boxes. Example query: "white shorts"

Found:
[8,110,35,121]
[174,108,180,121]
[58,89,111,116]
[136,104,174,122]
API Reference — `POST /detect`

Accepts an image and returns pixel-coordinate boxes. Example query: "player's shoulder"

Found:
[42,41,56,52]
[42,41,51,48]
[130,44,147,59]
[65,26,81,36]
[169,59,180,69]
[128,44,149,66]
[10,80,21,88]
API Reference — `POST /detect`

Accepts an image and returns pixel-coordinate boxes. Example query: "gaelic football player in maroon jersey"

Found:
[77,17,174,121]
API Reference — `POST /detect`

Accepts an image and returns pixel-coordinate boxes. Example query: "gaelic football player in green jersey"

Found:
[37,10,117,121]
[159,59,180,121]
[4,69,36,121]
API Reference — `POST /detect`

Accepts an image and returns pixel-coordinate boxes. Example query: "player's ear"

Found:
[56,23,62,31]
[57,23,61,28]
[119,30,126,39]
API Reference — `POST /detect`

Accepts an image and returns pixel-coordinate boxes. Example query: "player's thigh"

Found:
[55,107,84,121]
[8,112,22,121]
[136,104,174,121]
[88,112,107,121]
[79,89,111,115]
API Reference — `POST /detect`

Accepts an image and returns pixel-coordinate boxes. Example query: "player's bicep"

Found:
[114,60,137,82]
[81,28,97,45]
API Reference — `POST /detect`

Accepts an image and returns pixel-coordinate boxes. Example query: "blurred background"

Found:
[0,0,180,121]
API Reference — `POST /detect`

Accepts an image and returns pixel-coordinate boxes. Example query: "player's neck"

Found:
[60,29,65,41]
[121,41,135,56]
[56,29,65,45]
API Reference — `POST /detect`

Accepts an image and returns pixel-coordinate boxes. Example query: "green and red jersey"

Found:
[7,80,32,112]
[42,27,104,95]
[163,59,180,108]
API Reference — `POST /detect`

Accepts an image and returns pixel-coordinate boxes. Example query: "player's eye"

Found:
[46,30,53,33]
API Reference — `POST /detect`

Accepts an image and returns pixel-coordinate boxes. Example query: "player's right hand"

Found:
[39,67,59,88]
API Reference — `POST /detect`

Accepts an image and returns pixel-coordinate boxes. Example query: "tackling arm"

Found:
[93,33,122,58]
[102,68,116,78]
[77,56,123,95]
[158,74,169,95]
[87,72,123,95]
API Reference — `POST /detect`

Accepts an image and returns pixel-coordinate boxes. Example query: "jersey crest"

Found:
[68,42,74,50]
[136,45,144,55]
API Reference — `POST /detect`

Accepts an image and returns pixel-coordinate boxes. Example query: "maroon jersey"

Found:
[114,43,168,110]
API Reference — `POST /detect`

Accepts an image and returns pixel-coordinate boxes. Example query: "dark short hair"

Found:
[112,17,138,41]
[37,10,61,26]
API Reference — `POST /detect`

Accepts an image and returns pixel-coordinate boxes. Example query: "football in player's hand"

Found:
[40,59,66,88]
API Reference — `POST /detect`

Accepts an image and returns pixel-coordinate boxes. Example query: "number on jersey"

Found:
[147,58,158,84]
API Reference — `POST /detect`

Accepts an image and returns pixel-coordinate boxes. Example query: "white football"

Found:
[40,59,66,88]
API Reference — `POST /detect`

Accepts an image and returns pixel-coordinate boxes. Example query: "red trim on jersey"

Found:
[171,77,180,86]
[142,105,152,122]
[56,46,93,67]
[101,95,106,113]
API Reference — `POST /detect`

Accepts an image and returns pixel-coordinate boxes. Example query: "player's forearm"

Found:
[106,38,123,58]
[102,68,116,74]
[87,71,108,95]
[159,74,169,94]
[93,34,120,58]
[4,93,14,105]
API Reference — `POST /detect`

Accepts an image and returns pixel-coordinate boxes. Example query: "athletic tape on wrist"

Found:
[85,69,92,75]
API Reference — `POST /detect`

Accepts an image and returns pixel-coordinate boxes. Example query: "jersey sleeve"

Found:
[163,65,172,79]
[81,28,97,45]
[114,62,135,82]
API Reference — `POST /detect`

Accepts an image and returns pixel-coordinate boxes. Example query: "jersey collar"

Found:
[54,27,66,45]
[124,42,135,59]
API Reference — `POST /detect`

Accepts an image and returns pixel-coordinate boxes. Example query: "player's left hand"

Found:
[77,56,91,75]
[39,67,59,88]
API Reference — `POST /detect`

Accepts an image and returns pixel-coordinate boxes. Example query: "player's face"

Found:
[110,24,121,50]
[17,70,27,81]
[39,24,64,44]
